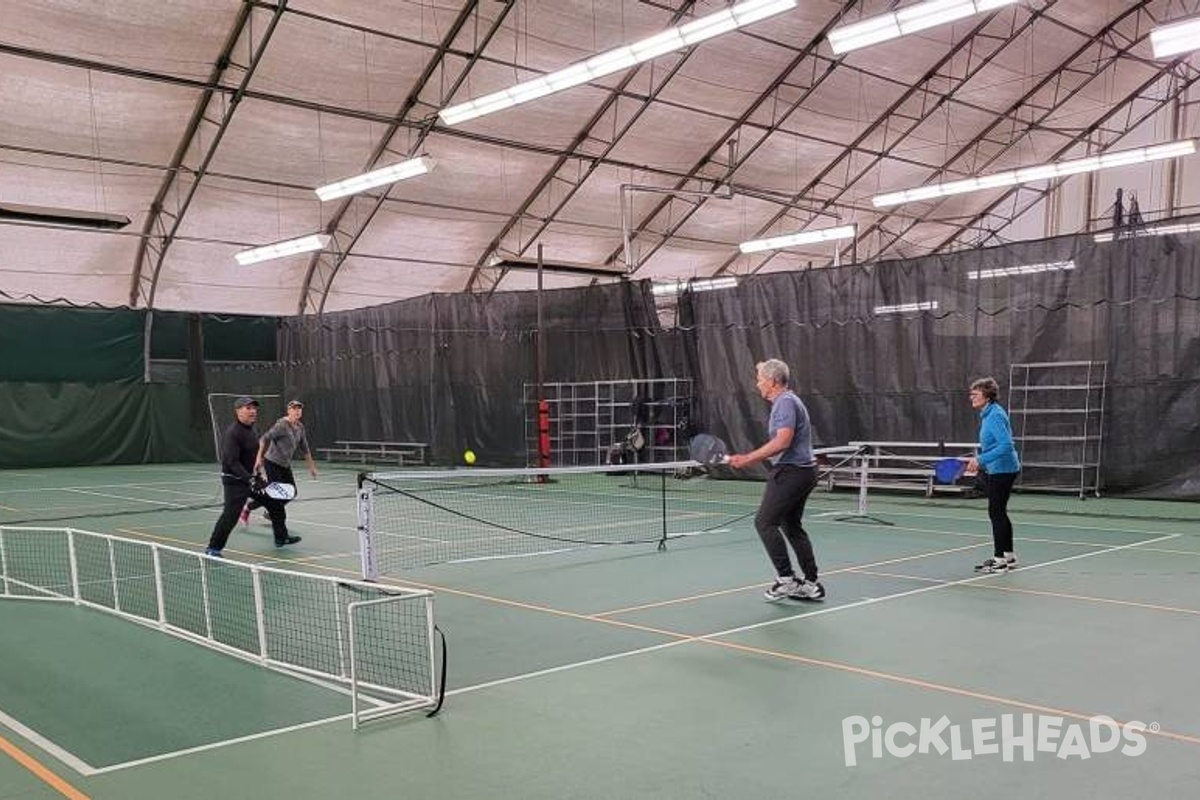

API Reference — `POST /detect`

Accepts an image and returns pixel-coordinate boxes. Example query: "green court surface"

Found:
[2,463,1199,799]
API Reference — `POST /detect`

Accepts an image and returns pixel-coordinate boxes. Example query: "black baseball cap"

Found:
[287,399,304,408]
[233,396,259,409]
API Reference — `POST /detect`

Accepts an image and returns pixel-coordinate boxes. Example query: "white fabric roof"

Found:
[1,0,1197,314]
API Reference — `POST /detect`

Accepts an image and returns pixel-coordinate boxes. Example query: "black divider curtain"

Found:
[681,226,1200,497]
[279,282,686,466]
[5,227,1196,491]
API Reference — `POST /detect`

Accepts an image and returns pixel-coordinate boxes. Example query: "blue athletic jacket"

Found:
[977,402,1021,474]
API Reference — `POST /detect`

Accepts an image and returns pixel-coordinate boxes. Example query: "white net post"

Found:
[2,526,440,724]
[349,593,438,728]
[358,484,378,581]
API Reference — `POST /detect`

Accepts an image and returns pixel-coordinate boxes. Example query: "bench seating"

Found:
[821,441,979,497]
[316,440,429,466]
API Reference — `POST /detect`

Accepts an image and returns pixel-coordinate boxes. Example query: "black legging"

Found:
[985,471,1019,557]
[754,464,820,582]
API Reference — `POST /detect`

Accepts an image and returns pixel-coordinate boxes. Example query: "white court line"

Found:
[449,531,1180,697]
[0,477,215,495]
[79,531,1184,768]
[60,487,191,510]
[85,713,353,775]
[0,707,96,776]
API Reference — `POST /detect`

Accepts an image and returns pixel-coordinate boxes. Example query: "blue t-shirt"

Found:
[768,390,815,466]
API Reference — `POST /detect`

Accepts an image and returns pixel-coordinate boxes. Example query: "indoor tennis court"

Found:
[2,474,1200,798]
[4,1,1200,798]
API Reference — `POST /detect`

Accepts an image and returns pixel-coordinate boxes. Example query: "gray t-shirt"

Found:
[767,390,814,467]
[261,418,310,467]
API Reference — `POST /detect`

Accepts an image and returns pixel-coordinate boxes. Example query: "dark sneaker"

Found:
[204,548,223,558]
[764,577,802,602]
[275,535,302,547]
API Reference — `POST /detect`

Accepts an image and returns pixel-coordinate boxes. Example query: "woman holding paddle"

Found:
[966,377,1021,574]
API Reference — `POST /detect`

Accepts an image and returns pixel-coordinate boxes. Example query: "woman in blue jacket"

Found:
[965,377,1021,573]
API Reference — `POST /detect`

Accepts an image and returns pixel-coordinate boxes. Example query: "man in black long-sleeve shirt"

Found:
[205,396,299,556]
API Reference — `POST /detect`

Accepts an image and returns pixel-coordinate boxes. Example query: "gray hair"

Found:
[970,376,1000,402]
[756,359,790,387]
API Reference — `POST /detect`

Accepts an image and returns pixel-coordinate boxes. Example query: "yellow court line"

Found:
[0,731,89,800]
[834,521,1134,550]
[118,529,690,638]
[0,503,19,511]
[112,529,366,569]
[107,527,1200,754]
[850,567,1200,617]
[704,637,1200,748]
[978,582,1200,616]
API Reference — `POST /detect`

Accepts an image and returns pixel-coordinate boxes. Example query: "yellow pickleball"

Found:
[464,449,476,465]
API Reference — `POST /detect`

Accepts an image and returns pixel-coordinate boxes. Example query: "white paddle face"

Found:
[263,482,296,500]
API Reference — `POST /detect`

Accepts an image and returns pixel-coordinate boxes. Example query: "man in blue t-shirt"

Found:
[729,359,825,602]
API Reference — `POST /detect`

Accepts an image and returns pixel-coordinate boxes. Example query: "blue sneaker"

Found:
[204,548,223,558]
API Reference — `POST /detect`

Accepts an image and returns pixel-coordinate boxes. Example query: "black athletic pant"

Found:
[985,471,1019,557]
[208,480,252,552]
[754,464,820,582]
[245,459,293,543]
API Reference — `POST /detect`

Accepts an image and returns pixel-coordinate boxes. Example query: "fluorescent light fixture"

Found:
[1094,221,1200,243]
[651,277,739,296]
[235,234,330,266]
[1151,16,1200,58]
[739,224,856,253]
[873,301,938,315]
[0,202,131,230]
[315,156,434,201]
[828,0,1017,55]
[968,260,1075,279]
[873,139,1198,208]
[439,0,797,125]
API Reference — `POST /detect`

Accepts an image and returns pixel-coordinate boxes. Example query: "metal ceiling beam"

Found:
[597,1,865,277]
[5,14,1043,208]
[705,0,1054,278]
[463,1,701,294]
[931,61,1200,253]
[296,0,513,315]
[842,2,1160,265]
[128,1,288,309]
[0,37,950,160]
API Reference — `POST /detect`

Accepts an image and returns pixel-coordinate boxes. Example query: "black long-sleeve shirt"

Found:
[220,421,259,485]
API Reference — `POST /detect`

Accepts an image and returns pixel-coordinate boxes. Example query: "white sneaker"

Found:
[764,577,802,602]
[790,579,826,602]
[975,557,1009,574]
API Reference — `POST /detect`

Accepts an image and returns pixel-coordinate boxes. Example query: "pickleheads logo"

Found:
[842,714,1153,766]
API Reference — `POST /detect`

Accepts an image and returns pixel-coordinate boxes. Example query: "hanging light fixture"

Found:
[738,224,856,253]
[439,0,797,125]
[235,234,331,266]
[828,0,1017,55]
[872,140,1198,208]
[314,156,435,202]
